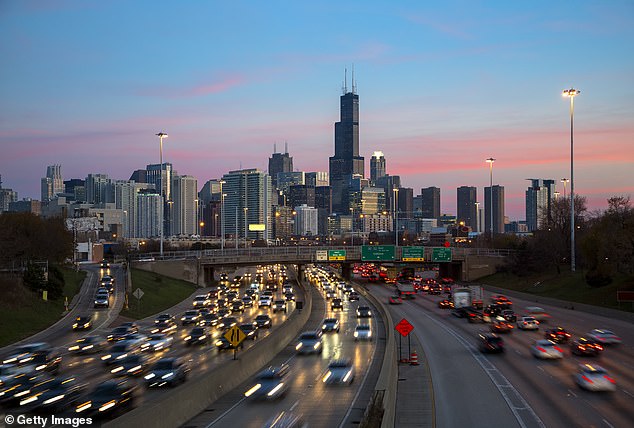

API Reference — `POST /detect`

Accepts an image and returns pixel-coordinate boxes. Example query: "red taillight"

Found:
[604,375,616,384]
[523,322,527,325]
[554,346,563,353]
[582,375,593,384]
[537,347,546,352]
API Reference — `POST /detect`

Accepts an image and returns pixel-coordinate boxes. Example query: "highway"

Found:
[362,277,634,428]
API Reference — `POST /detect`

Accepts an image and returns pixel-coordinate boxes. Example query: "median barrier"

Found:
[105,272,312,428]
[355,284,397,428]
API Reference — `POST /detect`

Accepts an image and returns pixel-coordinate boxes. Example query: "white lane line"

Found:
[603,418,615,428]
[290,400,300,411]
[204,397,248,428]
[622,389,634,398]
[416,307,546,428]
[567,389,577,398]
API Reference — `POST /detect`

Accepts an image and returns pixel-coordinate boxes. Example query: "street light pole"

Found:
[485,158,495,236]
[350,207,354,246]
[219,180,226,251]
[244,207,248,248]
[563,88,580,272]
[156,132,168,256]
[393,188,399,247]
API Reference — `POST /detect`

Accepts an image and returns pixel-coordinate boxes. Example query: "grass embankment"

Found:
[480,268,634,313]
[120,269,198,320]
[0,267,86,347]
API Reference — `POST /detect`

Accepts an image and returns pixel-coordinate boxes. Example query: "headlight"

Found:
[43,394,65,405]
[244,383,261,397]
[144,373,156,380]
[354,331,358,337]
[101,354,112,360]
[322,371,332,382]
[313,342,321,349]
[184,336,191,341]
[68,346,80,351]
[295,343,303,350]
[267,383,284,397]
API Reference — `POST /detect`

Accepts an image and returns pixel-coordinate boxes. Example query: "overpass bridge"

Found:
[130,246,512,286]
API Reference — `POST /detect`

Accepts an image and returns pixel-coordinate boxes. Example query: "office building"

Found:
[421,187,441,220]
[172,175,198,237]
[221,169,272,241]
[0,175,18,213]
[525,179,556,231]
[360,187,386,215]
[294,204,318,236]
[315,186,332,236]
[146,163,173,202]
[129,169,148,184]
[85,174,113,205]
[136,191,162,238]
[9,199,41,215]
[398,187,414,219]
[277,171,305,195]
[274,205,294,240]
[376,175,401,212]
[329,76,364,214]
[370,151,386,184]
[268,145,293,189]
[484,185,505,234]
[41,165,64,203]
[113,180,148,238]
[457,186,477,228]
[305,172,329,187]
[288,185,315,209]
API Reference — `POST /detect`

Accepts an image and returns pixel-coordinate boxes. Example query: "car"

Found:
[321,318,340,333]
[192,295,211,308]
[586,329,622,345]
[231,301,245,313]
[331,298,343,310]
[490,319,514,334]
[574,364,616,392]
[75,379,137,418]
[388,295,403,305]
[501,309,517,323]
[244,364,290,400]
[530,340,564,359]
[0,372,53,407]
[354,324,372,341]
[322,359,355,385]
[356,306,372,318]
[438,299,453,309]
[217,316,239,330]
[13,349,62,375]
[100,276,115,293]
[72,315,93,331]
[3,343,51,365]
[141,334,173,352]
[200,313,220,327]
[517,316,539,330]
[216,298,228,308]
[295,331,323,355]
[107,326,135,342]
[216,308,230,318]
[347,291,360,301]
[100,342,140,365]
[181,310,202,326]
[259,296,273,308]
[68,336,108,354]
[242,296,254,307]
[478,333,505,353]
[100,260,110,269]
[154,313,175,324]
[93,292,109,308]
[240,323,259,340]
[325,289,337,299]
[273,300,287,313]
[466,308,483,323]
[255,314,272,329]
[18,375,87,412]
[119,322,138,333]
[284,292,295,302]
[571,337,604,356]
[214,336,238,351]
[109,354,149,377]
[184,327,209,346]
[545,327,572,343]
[144,358,190,388]
[151,319,177,335]
[283,285,293,294]
[525,306,551,323]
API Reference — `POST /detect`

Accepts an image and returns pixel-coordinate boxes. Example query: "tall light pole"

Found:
[156,132,168,256]
[350,207,354,246]
[393,188,399,247]
[219,180,226,251]
[560,178,569,199]
[485,158,495,236]
[563,88,580,272]
[474,202,480,233]
[244,207,249,248]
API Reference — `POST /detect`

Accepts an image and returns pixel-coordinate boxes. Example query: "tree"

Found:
[22,262,46,292]
[46,265,65,300]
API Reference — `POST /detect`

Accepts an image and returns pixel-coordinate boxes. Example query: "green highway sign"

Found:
[328,250,347,261]
[361,245,395,261]
[401,246,424,262]
[431,247,453,262]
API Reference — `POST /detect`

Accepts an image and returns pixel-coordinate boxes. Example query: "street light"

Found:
[219,180,226,251]
[563,88,580,272]
[244,207,249,248]
[393,188,399,247]
[349,207,354,246]
[474,202,480,234]
[485,158,495,236]
[156,132,168,255]
[560,178,569,199]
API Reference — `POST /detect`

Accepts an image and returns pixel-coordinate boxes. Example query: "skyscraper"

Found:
[136,191,161,238]
[398,187,414,219]
[485,185,505,234]
[172,175,198,236]
[268,144,293,189]
[221,169,272,241]
[370,151,386,184]
[421,187,440,220]
[329,74,364,214]
[457,186,477,228]
[85,174,112,205]
[525,179,556,231]
[41,165,64,202]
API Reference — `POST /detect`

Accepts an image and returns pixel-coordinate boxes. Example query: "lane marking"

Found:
[567,389,577,398]
[603,418,615,428]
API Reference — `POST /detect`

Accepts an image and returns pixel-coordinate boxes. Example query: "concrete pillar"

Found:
[203,265,215,287]
[341,264,352,281]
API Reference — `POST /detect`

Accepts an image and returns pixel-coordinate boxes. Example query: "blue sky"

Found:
[1,0,633,219]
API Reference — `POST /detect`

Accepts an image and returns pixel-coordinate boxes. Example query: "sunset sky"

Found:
[1,1,633,220]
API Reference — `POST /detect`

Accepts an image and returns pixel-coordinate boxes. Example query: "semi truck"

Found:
[452,286,483,309]
[396,281,417,299]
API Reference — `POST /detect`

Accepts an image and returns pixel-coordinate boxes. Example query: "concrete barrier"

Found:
[355,284,397,428]
[105,275,312,428]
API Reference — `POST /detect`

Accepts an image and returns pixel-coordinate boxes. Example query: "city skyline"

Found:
[1,1,633,219]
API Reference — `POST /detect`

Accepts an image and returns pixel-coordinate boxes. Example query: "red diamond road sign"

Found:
[395,318,414,337]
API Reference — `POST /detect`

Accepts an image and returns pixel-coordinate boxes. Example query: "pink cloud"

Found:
[133,74,246,99]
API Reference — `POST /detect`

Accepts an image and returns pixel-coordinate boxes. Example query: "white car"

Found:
[517,316,539,330]
[192,295,211,308]
[353,324,372,341]
[322,359,355,385]
[574,364,616,392]
[259,297,272,308]
[530,340,564,359]
[586,329,622,345]
[141,334,173,352]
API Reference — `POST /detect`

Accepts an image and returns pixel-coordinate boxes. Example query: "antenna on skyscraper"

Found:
[285,141,288,154]
[343,68,348,94]
[352,63,356,94]
[274,142,277,154]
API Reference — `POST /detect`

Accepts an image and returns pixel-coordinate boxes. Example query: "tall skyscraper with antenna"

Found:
[268,142,293,190]
[329,68,364,214]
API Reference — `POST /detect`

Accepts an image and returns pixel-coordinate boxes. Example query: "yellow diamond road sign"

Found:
[224,325,247,347]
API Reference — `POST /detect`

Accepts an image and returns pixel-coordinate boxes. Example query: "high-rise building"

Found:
[329,76,364,214]
[171,175,198,237]
[85,174,113,205]
[457,186,477,228]
[360,187,386,215]
[277,171,305,194]
[288,185,316,209]
[113,180,147,238]
[136,191,162,238]
[221,169,272,241]
[305,172,329,187]
[294,204,318,236]
[484,185,505,234]
[370,151,386,184]
[0,175,18,213]
[421,187,441,220]
[525,179,556,231]
[398,187,414,219]
[268,145,293,189]
[41,165,64,202]
[315,186,332,236]
[129,170,148,183]
[146,163,173,202]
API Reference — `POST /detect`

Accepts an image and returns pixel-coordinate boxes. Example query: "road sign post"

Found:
[224,325,247,360]
[395,318,414,363]
[361,245,395,262]
[133,288,144,318]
